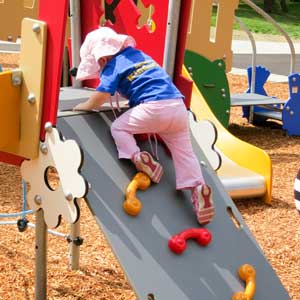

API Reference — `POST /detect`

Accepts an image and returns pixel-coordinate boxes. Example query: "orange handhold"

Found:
[123,172,151,216]
[232,264,256,300]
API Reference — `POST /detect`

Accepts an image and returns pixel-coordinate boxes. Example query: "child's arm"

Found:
[73,91,110,111]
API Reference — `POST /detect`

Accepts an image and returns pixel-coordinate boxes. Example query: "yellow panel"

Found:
[187,0,239,71]
[23,0,36,9]
[0,70,21,149]
[2,18,47,159]
[185,67,272,203]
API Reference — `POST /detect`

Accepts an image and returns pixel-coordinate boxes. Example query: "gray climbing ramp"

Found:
[57,91,290,300]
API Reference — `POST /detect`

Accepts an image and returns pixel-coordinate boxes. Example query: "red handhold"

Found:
[168,228,212,254]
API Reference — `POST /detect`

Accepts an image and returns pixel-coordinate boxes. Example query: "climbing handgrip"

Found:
[123,172,151,216]
[232,264,256,300]
[168,228,212,254]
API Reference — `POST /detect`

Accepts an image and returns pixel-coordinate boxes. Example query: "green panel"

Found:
[184,50,230,127]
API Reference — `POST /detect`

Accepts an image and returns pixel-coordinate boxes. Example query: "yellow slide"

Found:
[186,68,272,203]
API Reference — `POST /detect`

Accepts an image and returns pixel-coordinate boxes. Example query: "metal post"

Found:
[234,16,257,123]
[69,0,82,267]
[242,0,296,74]
[35,209,48,300]
[62,46,70,87]
[69,218,81,270]
[69,0,82,87]
[163,0,181,79]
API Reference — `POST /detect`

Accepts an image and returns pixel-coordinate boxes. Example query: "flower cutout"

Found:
[189,112,221,171]
[21,125,88,228]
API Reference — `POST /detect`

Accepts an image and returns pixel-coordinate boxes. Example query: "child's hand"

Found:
[72,92,110,111]
[73,102,89,111]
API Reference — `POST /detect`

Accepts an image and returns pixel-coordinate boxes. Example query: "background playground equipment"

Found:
[0,0,291,299]
[230,0,300,136]
[185,0,236,127]
[242,65,300,136]
[185,53,231,128]
[186,0,272,203]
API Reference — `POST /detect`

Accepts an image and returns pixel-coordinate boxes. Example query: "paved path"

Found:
[1,39,300,81]
[231,40,300,81]
[0,40,20,53]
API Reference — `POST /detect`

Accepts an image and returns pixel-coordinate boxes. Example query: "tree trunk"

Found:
[264,0,275,12]
[280,0,289,12]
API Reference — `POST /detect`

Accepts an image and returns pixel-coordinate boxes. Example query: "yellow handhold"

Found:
[123,172,151,216]
[0,70,21,149]
[232,264,256,300]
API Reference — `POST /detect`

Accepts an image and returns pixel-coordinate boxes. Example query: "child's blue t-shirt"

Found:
[96,47,184,107]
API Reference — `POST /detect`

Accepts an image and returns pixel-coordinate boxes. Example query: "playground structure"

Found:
[0,0,38,42]
[0,0,292,299]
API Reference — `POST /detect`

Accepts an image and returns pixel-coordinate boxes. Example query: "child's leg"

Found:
[158,102,214,224]
[110,110,140,160]
[111,105,163,182]
[160,129,214,224]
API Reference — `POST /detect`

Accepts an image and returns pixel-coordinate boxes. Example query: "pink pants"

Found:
[111,99,205,190]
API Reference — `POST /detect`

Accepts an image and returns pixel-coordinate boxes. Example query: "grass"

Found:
[212,1,300,39]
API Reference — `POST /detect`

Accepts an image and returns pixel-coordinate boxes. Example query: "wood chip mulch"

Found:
[0,54,300,299]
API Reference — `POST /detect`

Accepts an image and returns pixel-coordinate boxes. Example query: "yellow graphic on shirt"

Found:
[127,60,158,81]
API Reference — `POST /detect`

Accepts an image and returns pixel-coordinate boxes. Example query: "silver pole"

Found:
[242,0,296,74]
[234,16,257,123]
[163,0,181,79]
[69,200,81,270]
[234,16,257,94]
[70,0,82,87]
[69,220,81,270]
[35,209,47,300]
[69,0,82,269]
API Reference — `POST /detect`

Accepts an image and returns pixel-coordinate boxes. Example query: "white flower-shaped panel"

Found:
[189,112,222,171]
[21,125,88,228]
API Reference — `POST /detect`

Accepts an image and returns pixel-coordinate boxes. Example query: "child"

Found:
[74,27,215,225]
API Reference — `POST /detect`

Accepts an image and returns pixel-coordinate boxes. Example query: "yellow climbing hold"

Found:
[123,172,151,216]
[232,264,256,300]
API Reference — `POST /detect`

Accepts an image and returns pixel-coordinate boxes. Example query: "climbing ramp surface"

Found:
[57,92,289,300]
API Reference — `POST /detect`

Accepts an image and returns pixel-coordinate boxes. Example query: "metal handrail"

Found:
[241,0,296,74]
[70,0,82,88]
[234,16,257,93]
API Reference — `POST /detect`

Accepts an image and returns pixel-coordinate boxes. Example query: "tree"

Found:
[263,0,288,12]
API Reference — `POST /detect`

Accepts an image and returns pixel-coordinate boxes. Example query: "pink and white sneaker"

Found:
[132,151,163,183]
[192,184,214,225]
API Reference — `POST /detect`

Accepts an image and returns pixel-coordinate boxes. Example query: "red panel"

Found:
[80,0,104,88]
[38,0,69,140]
[110,0,168,66]
[80,0,168,88]
[80,0,103,39]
